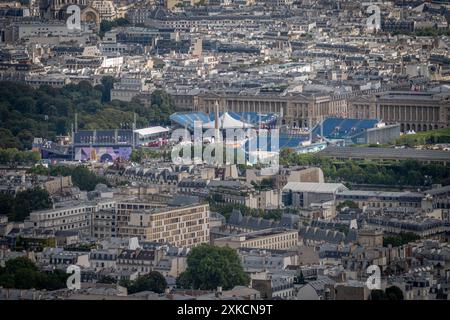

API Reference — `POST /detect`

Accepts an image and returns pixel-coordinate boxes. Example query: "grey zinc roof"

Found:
[167,195,200,207]
[279,214,299,229]
[308,276,336,292]
[299,226,348,244]
[283,182,347,193]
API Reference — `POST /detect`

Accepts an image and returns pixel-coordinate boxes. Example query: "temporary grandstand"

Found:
[170,110,308,150]
[203,112,254,129]
[312,117,400,145]
[245,131,310,152]
[170,112,210,131]
[37,129,136,162]
[38,140,72,160]
[169,111,277,131]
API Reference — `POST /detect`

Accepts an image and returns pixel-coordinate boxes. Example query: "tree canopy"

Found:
[383,232,421,247]
[280,150,450,187]
[28,165,109,191]
[176,244,250,290]
[120,271,167,294]
[336,200,359,211]
[0,187,53,222]
[370,286,404,300]
[385,286,404,300]
[0,80,176,150]
[99,18,130,38]
[0,148,40,166]
[0,257,68,290]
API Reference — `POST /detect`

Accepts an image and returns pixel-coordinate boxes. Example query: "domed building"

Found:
[39,0,101,26]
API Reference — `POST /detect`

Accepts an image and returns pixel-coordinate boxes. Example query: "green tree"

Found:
[385,286,404,300]
[14,268,38,289]
[0,257,67,290]
[10,188,53,222]
[383,232,420,247]
[71,166,108,191]
[370,289,388,300]
[97,76,116,102]
[0,272,15,288]
[99,18,129,38]
[176,244,250,290]
[336,200,359,211]
[0,130,21,149]
[15,96,36,114]
[126,271,167,294]
[27,164,50,175]
[0,193,14,217]
[5,256,39,273]
[97,275,117,284]
[0,81,177,150]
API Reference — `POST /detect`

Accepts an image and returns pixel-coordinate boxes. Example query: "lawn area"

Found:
[395,127,450,146]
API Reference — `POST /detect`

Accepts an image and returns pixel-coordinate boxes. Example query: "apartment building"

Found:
[116,201,209,248]
[91,0,117,21]
[208,180,281,209]
[89,250,118,270]
[92,206,117,239]
[146,14,274,30]
[25,200,116,237]
[211,188,281,209]
[110,76,154,102]
[239,248,300,272]
[336,190,428,212]
[214,228,298,250]
[117,249,164,274]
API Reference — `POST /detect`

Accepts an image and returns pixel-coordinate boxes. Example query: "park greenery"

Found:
[130,148,164,163]
[383,232,421,247]
[395,127,450,147]
[0,148,40,166]
[0,257,68,290]
[370,286,404,300]
[176,244,250,290]
[280,149,450,187]
[28,165,109,191]
[0,80,176,150]
[0,188,53,222]
[99,18,130,38]
[119,271,167,294]
[97,275,117,284]
[336,200,359,211]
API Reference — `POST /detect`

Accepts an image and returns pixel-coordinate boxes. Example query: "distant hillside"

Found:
[0,80,175,150]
